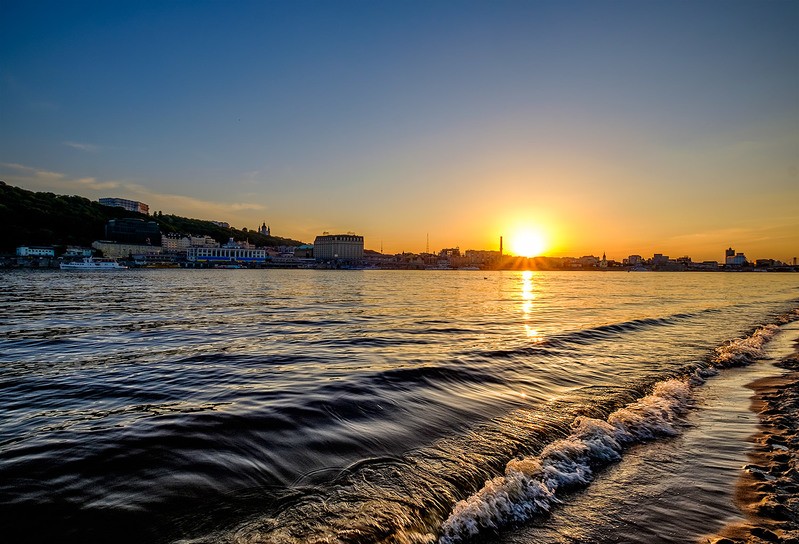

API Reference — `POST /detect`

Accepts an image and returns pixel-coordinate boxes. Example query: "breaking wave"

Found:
[713,323,780,366]
[437,380,693,543]
[437,317,794,543]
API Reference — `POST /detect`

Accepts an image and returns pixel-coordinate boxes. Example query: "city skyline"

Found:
[2,0,797,262]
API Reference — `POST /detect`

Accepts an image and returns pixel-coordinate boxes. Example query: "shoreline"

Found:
[708,351,799,544]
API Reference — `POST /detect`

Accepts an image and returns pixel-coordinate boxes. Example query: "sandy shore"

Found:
[707,351,799,544]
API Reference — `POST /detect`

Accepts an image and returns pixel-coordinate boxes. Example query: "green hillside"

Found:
[0,181,305,251]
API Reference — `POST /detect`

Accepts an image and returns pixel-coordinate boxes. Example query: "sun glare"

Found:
[510,229,547,257]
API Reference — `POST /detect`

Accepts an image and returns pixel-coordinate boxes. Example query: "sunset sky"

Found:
[2,0,797,261]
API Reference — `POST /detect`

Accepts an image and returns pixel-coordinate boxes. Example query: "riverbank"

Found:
[709,351,799,544]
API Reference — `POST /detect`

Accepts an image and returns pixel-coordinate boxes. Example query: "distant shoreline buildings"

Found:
[8,224,799,272]
[1,190,795,271]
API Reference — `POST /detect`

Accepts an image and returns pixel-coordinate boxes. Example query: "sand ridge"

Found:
[708,352,799,544]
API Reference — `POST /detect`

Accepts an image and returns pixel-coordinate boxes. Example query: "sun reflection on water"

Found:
[519,271,545,343]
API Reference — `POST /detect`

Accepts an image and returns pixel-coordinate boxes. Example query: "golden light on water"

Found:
[520,271,543,343]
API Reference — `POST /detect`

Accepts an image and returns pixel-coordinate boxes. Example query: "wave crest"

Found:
[438,316,798,543]
[438,379,692,544]
[713,324,779,366]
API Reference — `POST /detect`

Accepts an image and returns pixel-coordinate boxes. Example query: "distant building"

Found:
[294,244,314,258]
[726,252,748,266]
[627,255,642,266]
[186,247,267,264]
[313,233,364,261]
[577,255,599,268]
[105,218,161,245]
[161,234,220,252]
[438,248,461,259]
[161,234,190,252]
[223,237,254,249]
[16,246,55,257]
[258,222,271,236]
[99,197,149,214]
[210,221,230,229]
[64,246,93,257]
[189,235,219,248]
[464,249,500,267]
[92,241,161,258]
[724,247,747,266]
[652,253,669,266]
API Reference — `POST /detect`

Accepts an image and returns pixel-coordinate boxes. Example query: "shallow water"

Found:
[501,321,799,544]
[0,269,797,543]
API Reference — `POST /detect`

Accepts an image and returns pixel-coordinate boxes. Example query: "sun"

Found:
[509,229,547,257]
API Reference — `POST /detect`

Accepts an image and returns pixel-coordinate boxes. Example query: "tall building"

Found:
[99,197,149,214]
[726,251,747,266]
[105,218,161,245]
[652,253,669,266]
[313,233,364,260]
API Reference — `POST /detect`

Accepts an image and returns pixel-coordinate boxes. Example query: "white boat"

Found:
[60,257,128,270]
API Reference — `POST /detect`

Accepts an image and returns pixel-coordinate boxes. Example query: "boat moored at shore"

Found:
[60,257,128,270]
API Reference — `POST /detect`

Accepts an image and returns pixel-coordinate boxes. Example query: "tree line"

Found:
[0,181,304,251]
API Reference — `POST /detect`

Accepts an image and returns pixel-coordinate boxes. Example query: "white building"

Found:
[162,234,220,252]
[187,247,267,263]
[313,233,364,261]
[726,252,748,266]
[16,246,55,257]
[99,197,149,214]
[64,246,93,257]
[161,234,191,252]
[189,235,219,248]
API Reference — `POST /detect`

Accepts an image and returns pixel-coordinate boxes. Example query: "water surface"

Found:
[0,270,797,542]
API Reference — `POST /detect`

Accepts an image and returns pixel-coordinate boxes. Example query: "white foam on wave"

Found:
[437,318,797,543]
[712,324,779,367]
[437,379,693,543]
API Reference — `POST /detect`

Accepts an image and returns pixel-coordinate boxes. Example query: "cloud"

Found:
[0,162,266,226]
[123,183,266,217]
[231,202,267,211]
[64,141,100,153]
[0,162,118,192]
[75,177,122,190]
[0,162,65,182]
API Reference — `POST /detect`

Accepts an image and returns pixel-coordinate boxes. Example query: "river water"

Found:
[0,269,797,543]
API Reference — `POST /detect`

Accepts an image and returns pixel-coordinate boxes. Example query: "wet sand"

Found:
[707,352,799,544]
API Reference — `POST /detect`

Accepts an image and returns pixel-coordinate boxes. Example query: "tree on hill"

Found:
[0,181,306,251]
[0,181,146,250]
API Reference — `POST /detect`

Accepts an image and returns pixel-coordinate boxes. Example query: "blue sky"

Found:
[2,0,797,259]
